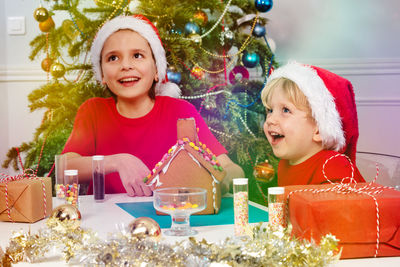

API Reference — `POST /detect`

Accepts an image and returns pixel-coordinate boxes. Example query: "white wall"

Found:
[266,0,400,157]
[1,0,400,176]
[0,1,8,174]
[0,0,47,175]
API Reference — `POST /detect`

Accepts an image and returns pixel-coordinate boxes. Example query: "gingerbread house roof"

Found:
[144,137,226,187]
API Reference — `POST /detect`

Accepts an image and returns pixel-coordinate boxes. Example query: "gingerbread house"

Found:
[144,118,226,214]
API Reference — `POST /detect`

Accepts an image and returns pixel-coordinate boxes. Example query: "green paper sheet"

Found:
[116,197,268,228]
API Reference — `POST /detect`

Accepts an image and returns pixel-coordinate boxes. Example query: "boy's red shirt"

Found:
[278,150,366,186]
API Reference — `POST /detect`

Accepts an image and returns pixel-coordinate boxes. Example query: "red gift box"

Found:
[285,183,400,259]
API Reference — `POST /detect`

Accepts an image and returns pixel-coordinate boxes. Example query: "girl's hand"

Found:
[109,153,153,197]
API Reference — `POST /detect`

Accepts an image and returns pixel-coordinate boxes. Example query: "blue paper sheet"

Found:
[116,197,268,228]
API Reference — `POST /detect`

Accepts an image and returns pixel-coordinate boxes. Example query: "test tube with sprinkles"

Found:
[64,169,79,207]
[268,187,286,227]
[233,178,249,236]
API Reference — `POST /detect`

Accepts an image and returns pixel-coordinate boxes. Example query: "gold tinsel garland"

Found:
[1,217,340,266]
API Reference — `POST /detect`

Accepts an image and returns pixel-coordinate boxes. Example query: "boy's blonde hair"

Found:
[261,77,313,117]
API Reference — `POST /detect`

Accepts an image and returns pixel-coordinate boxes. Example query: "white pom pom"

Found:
[156,82,181,98]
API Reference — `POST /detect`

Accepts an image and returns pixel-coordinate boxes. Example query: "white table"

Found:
[1,194,399,266]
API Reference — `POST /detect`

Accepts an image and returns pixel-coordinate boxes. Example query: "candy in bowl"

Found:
[153,187,207,236]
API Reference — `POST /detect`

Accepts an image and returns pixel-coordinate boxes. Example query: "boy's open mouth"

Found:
[269,131,284,143]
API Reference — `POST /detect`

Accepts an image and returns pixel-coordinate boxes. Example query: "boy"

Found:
[261,61,365,185]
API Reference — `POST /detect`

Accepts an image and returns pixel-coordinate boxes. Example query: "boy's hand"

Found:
[110,153,153,197]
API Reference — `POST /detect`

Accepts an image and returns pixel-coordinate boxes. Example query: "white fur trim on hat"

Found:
[90,16,181,98]
[156,82,181,98]
[267,61,345,151]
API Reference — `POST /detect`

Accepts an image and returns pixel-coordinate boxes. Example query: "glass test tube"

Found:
[233,178,249,236]
[268,187,286,227]
[92,155,105,202]
[64,169,79,207]
[54,154,67,199]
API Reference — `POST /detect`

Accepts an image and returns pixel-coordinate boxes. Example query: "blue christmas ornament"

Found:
[254,0,273,13]
[242,51,260,68]
[253,23,266,37]
[184,22,200,34]
[167,70,182,84]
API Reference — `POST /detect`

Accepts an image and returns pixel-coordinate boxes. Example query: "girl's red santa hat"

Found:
[267,61,359,162]
[90,15,181,98]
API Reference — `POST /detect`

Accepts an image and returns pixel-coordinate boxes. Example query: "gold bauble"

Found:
[39,16,55,32]
[33,7,49,22]
[193,10,208,26]
[189,33,202,44]
[62,19,80,41]
[50,62,66,78]
[41,57,53,72]
[253,160,275,183]
[192,66,205,79]
[50,204,81,229]
[168,65,177,72]
[128,217,161,240]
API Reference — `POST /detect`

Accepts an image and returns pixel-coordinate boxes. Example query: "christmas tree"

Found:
[2,0,278,205]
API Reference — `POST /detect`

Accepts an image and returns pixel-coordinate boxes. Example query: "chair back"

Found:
[356,151,400,189]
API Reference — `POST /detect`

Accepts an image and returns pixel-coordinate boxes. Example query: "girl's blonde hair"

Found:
[261,77,313,117]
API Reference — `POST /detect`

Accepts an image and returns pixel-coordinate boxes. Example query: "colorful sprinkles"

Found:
[55,183,66,199]
[160,202,199,211]
[55,183,79,206]
[234,191,249,236]
[269,202,286,227]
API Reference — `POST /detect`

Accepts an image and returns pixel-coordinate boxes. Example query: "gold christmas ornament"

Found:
[189,33,202,44]
[253,160,275,183]
[192,66,205,79]
[49,204,81,229]
[50,62,66,78]
[41,57,53,72]
[50,204,81,222]
[168,65,177,72]
[193,10,208,26]
[33,7,49,22]
[39,16,55,32]
[62,19,80,40]
[128,217,161,240]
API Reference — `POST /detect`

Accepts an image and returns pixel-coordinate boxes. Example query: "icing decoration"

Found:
[143,138,224,184]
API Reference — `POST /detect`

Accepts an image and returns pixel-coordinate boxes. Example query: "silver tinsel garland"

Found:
[2,218,340,266]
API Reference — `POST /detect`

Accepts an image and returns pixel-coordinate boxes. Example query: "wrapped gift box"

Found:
[285,183,400,259]
[0,177,53,223]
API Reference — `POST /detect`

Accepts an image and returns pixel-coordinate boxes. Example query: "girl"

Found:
[63,15,243,197]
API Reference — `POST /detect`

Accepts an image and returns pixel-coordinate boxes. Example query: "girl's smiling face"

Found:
[263,86,322,165]
[100,29,158,102]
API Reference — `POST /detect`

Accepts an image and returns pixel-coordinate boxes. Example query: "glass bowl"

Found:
[153,187,207,236]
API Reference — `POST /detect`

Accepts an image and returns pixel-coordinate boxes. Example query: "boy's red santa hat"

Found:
[267,61,359,162]
[90,15,181,98]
